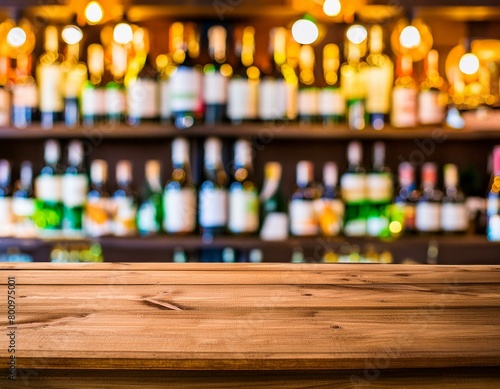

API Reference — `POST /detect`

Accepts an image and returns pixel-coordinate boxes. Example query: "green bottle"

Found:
[137,160,163,236]
[260,162,288,240]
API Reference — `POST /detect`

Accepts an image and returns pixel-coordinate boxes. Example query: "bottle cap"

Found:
[234,139,252,167]
[44,140,60,165]
[116,160,132,184]
[493,145,500,175]
[90,159,107,184]
[68,140,84,167]
[204,137,223,165]
[323,162,338,187]
[296,160,314,186]
[0,160,10,186]
[347,141,362,165]
[422,162,437,185]
[444,164,458,187]
[172,137,190,165]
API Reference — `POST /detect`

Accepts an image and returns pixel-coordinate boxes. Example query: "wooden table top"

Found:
[1,263,499,373]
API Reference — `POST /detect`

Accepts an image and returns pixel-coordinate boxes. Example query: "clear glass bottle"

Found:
[441,163,468,234]
[297,45,318,124]
[12,54,38,129]
[290,161,319,236]
[81,44,105,126]
[391,55,418,128]
[111,160,138,237]
[319,44,345,126]
[105,43,127,124]
[393,162,419,236]
[12,161,36,237]
[415,162,443,234]
[137,160,163,236]
[315,162,344,237]
[84,159,111,237]
[260,162,288,241]
[62,40,87,129]
[418,49,446,125]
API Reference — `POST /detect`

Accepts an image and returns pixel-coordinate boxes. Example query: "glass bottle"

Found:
[0,56,11,128]
[289,161,319,236]
[319,44,345,126]
[111,160,137,236]
[391,55,418,128]
[84,159,111,237]
[415,162,443,234]
[260,162,288,241]
[12,54,38,128]
[62,40,87,129]
[12,161,36,237]
[105,43,127,124]
[315,162,344,237]
[393,162,419,236]
[137,160,163,236]
[441,163,468,234]
[297,45,318,124]
[418,49,446,125]
[81,44,105,126]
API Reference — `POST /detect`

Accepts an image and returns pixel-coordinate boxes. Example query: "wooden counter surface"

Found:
[1,263,499,388]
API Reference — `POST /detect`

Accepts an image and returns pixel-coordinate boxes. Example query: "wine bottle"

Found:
[81,44,105,126]
[319,44,345,126]
[393,162,419,236]
[365,25,394,130]
[0,56,11,128]
[12,161,36,237]
[486,146,500,242]
[341,141,367,236]
[441,164,468,234]
[34,140,63,233]
[204,25,229,125]
[62,41,87,129]
[137,160,163,236]
[127,54,160,126]
[84,160,111,237]
[62,140,88,235]
[163,138,197,234]
[418,49,446,125]
[260,162,288,241]
[297,45,318,124]
[315,162,344,237]
[258,28,288,123]
[105,43,127,124]
[228,139,259,234]
[366,142,393,238]
[415,162,443,234]
[12,54,38,128]
[199,137,228,236]
[227,26,258,124]
[111,160,138,237]
[290,161,319,236]
[37,26,64,129]
[0,160,13,236]
[391,55,418,128]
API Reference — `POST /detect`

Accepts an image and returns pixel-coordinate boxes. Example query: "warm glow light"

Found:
[389,221,402,235]
[113,23,133,45]
[6,27,26,48]
[85,1,104,25]
[291,18,319,45]
[399,25,421,49]
[346,24,367,44]
[323,0,341,17]
[459,52,480,75]
[62,25,83,45]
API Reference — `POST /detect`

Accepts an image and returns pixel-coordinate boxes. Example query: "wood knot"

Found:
[302,293,313,297]
[331,325,341,329]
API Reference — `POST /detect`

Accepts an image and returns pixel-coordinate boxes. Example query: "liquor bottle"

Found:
[0,160,13,236]
[228,139,259,234]
[341,42,367,130]
[290,161,319,236]
[12,161,36,237]
[127,54,160,126]
[34,140,63,233]
[84,160,110,237]
[62,41,87,129]
[487,146,500,241]
[365,25,394,130]
[441,164,468,234]
[418,49,446,125]
[319,44,345,126]
[199,137,228,236]
[260,162,288,241]
[105,43,127,124]
[137,160,163,236]
[315,162,344,237]
[81,44,105,126]
[341,141,367,236]
[258,28,288,122]
[12,54,38,129]
[0,56,11,128]
[37,26,64,129]
[169,24,202,129]
[227,26,258,124]
[163,138,197,234]
[391,55,418,128]
[415,162,443,234]
[366,142,393,237]
[62,140,88,235]
[111,160,137,237]
[297,45,318,124]
[393,162,419,236]
[204,25,229,125]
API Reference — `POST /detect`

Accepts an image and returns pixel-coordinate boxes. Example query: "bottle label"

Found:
[0,198,13,236]
[348,100,365,130]
[0,88,11,127]
[366,66,393,114]
[105,88,126,115]
[260,212,288,241]
[204,71,228,104]
[343,217,366,237]
[137,200,160,234]
[199,188,228,228]
[228,188,259,233]
[159,79,171,119]
[62,174,88,208]
[391,87,418,127]
[367,213,389,237]
[314,198,344,236]
[170,67,202,112]
[290,199,318,236]
[298,88,319,116]
[111,197,137,236]
[227,79,249,120]
[258,79,286,120]
[487,214,500,241]
[84,198,111,237]
[418,90,445,125]
[127,78,159,118]
[12,197,35,217]
[35,175,62,201]
[164,189,197,233]
[39,64,63,112]
[441,203,468,232]
[366,173,393,202]
[13,84,38,108]
[82,87,105,116]
[341,173,366,203]
[319,88,345,116]
[415,202,441,232]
